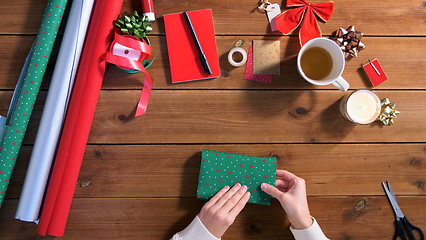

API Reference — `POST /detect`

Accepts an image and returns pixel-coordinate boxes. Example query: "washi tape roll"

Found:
[228,47,247,67]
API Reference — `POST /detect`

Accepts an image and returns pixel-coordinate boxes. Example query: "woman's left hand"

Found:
[198,183,251,238]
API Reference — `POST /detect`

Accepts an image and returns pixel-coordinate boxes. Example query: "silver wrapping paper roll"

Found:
[15,0,95,222]
[0,116,5,140]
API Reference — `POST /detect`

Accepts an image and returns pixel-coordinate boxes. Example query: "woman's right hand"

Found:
[261,170,313,229]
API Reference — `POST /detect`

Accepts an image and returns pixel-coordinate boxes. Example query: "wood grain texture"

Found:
[1,197,425,240]
[89,90,424,143]
[1,0,426,36]
[1,35,426,90]
[1,90,423,144]
[6,144,425,199]
[1,0,425,239]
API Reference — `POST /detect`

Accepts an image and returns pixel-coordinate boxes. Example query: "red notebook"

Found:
[164,9,220,83]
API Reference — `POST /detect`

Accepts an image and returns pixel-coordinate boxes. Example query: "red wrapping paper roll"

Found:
[37,0,123,236]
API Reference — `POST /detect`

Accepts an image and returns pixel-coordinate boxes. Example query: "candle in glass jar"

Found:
[340,89,381,124]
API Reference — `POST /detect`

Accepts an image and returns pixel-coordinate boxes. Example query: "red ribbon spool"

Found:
[106,29,153,117]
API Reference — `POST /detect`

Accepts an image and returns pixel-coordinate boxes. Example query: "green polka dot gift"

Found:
[197,149,277,205]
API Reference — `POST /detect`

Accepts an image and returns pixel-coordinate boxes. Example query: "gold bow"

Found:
[258,0,272,11]
[378,98,400,125]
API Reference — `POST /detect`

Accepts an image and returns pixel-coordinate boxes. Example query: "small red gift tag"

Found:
[363,58,388,87]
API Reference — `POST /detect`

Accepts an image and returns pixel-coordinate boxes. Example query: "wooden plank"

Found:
[0,0,46,35]
[0,89,423,145]
[0,1,423,240]
[6,144,425,199]
[1,35,426,90]
[89,90,424,143]
[1,0,426,36]
[149,0,426,36]
[75,144,426,198]
[1,196,425,239]
[0,90,423,144]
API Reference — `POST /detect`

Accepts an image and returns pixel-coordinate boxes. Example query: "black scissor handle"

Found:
[402,217,425,240]
[394,220,407,240]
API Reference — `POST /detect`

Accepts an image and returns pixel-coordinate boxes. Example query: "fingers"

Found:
[222,185,249,212]
[275,179,290,190]
[198,183,250,239]
[213,183,243,209]
[276,170,298,181]
[261,183,284,198]
[261,170,292,198]
[275,185,289,193]
[276,170,305,192]
[229,190,250,216]
[204,185,230,209]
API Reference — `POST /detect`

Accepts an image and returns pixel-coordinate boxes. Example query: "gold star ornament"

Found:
[378,98,400,125]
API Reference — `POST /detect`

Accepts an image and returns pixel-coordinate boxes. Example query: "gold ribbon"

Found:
[378,98,400,125]
[258,0,272,11]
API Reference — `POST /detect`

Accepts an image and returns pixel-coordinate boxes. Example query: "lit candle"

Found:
[340,89,381,124]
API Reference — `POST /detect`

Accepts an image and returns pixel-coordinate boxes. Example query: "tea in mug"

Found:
[300,46,333,80]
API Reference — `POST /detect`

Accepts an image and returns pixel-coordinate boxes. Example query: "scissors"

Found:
[382,181,424,240]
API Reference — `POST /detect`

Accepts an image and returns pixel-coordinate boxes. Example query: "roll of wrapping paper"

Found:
[0,0,68,208]
[37,0,123,236]
[15,0,94,222]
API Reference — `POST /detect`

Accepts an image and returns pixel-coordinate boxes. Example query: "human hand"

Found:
[261,170,313,229]
[198,183,251,238]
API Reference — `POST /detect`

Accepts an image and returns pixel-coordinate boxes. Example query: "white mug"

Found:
[297,38,349,91]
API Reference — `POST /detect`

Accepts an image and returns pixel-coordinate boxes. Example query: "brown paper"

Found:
[253,40,280,75]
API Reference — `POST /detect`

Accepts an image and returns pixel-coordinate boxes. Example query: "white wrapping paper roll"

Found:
[15,0,95,222]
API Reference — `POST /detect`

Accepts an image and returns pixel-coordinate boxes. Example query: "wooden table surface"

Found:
[1,0,426,239]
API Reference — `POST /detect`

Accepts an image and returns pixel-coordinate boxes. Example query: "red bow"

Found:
[106,29,153,117]
[275,0,334,46]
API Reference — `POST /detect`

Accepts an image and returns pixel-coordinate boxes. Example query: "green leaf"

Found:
[131,15,136,23]
[125,23,133,29]
[117,19,125,25]
[146,26,153,32]
[134,11,140,18]
[124,15,130,23]
[121,28,129,33]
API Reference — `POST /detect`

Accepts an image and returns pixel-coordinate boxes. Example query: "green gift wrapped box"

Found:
[197,149,277,205]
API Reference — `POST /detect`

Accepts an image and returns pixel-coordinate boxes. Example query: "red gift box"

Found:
[363,58,388,87]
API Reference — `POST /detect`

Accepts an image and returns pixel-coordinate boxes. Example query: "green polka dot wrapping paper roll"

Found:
[197,150,277,205]
[0,0,68,207]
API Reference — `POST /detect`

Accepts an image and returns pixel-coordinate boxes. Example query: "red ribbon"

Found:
[106,29,152,117]
[275,0,334,46]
